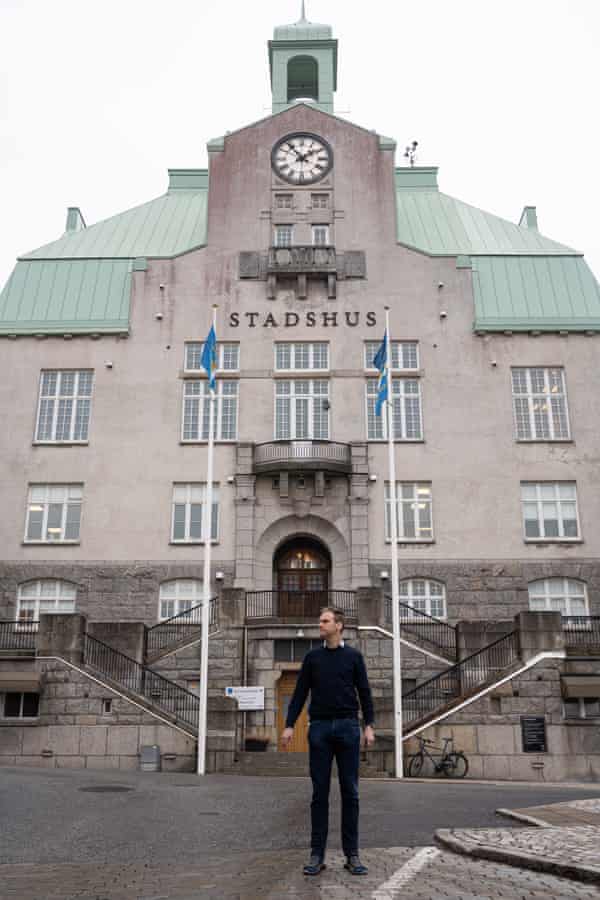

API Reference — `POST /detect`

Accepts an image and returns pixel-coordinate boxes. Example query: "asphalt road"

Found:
[2,765,600,866]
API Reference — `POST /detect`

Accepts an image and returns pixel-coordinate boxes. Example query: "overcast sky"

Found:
[1,0,599,288]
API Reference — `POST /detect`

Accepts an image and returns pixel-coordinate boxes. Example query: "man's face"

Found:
[319,610,341,639]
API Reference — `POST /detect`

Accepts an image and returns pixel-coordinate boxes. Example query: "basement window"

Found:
[101,699,113,715]
[2,692,39,718]
[563,698,600,719]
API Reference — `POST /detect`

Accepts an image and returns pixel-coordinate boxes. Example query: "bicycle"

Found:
[407,736,469,778]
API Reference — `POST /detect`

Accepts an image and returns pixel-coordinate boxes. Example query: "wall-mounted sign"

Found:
[226,686,265,710]
[520,716,547,753]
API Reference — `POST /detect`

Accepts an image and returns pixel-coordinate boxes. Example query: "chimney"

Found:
[518,206,538,230]
[65,207,86,233]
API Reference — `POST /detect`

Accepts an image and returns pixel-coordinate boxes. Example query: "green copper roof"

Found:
[472,256,600,332]
[273,20,333,41]
[0,259,132,335]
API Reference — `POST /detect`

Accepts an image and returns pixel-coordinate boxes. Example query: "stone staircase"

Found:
[224,751,383,778]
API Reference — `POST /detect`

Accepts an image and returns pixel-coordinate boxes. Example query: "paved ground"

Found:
[2,766,600,899]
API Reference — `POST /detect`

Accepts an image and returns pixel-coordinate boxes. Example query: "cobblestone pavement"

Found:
[1,846,599,900]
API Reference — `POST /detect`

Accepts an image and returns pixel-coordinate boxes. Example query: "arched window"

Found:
[528,578,589,617]
[399,578,446,619]
[287,55,319,102]
[17,579,76,624]
[158,579,203,621]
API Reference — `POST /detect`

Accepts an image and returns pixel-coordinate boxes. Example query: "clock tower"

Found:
[269,2,338,114]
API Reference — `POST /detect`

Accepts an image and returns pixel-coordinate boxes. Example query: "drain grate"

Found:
[79,785,134,793]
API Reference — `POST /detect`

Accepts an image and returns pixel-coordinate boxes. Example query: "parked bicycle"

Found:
[407,736,469,778]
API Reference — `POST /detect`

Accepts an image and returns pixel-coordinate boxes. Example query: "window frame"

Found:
[158,579,204,621]
[384,482,434,543]
[16,579,77,626]
[528,577,590,617]
[184,342,240,373]
[274,342,329,372]
[311,225,330,246]
[520,482,581,542]
[274,224,294,247]
[563,697,600,720]
[364,341,420,372]
[34,369,94,444]
[366,378,423,441]
[171,483,219,544]
[181,380,239,442]
[274,193,293,209]
[511,367,571,441]
[24,484,83,544]
[274,379,330,441]
[399,578,447,619]
[1,692,40,719]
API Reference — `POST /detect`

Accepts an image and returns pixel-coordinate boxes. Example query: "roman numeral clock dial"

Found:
[271,132,333,185]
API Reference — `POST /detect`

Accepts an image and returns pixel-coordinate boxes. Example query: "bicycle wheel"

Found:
[408,753,425,778]
[442,752,469,778]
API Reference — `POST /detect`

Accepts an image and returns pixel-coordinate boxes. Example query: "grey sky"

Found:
[1,0,599,288]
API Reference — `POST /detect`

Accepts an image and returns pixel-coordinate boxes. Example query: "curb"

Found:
[495,807,551,827]
[435,828,600,885]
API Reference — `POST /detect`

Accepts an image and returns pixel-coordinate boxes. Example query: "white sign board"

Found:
[225,686,265,710]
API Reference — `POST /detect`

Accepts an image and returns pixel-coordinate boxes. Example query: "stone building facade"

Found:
[1,9,599,779]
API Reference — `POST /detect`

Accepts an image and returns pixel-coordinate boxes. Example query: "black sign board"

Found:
[520,716,547,753]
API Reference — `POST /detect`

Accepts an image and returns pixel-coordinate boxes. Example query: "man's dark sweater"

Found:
[285,643,374,727]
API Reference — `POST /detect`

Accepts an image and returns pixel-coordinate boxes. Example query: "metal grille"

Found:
[246,590,357,620]
[384,595,456,660]
[563,616,600,647]
[146,597,219,657]
[0,621,38,653]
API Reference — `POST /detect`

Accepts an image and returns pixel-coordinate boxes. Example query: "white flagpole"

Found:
[384,306,404,779]
[197,304,218,776]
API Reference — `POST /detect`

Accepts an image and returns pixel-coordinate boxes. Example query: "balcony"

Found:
[239,246,365,299]
[246,590,357,622]
[253,441,352,474]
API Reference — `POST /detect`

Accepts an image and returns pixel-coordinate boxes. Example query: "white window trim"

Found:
[274,379,330,441]
[521,482,581,542]
[24,485,83,544]
[34,370,94,444]
[385,482,434,543]
[364,341,420,372]
[181,381,239,443]
[16,579,76,630]
[365,378,424,442]
[527,578,590,617]
[311,225,330,246]
[171,483,219,544]
[399,578,447,619]
[511,367,571,441]
[274,224,294,247]
[184,342,240,373]
[158,579,204,622]
[274,342,330,372]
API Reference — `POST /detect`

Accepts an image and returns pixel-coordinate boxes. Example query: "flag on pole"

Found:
[374,332,388,416]
[201,325,218,390]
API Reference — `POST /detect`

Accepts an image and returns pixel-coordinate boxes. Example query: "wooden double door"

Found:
[277,671,309,752]
[276,541,330,618]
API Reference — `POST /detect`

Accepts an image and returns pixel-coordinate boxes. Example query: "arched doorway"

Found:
[274,536,330,618]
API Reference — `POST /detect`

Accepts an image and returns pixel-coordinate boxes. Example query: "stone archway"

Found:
[253,514,351,591]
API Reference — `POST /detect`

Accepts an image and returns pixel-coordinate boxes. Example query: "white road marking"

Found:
[371,847,441,899]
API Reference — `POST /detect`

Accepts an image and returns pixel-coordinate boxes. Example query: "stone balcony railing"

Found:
[253,440,352,474]
[267,244,337,274]
[239,246,366,299]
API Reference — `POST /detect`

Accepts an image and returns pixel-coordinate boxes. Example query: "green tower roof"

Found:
[273,2,332,41]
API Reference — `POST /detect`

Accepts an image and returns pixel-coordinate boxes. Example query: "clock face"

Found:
[271,132,333,185]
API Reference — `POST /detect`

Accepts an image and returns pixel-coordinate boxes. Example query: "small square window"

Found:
[275,225,293,247]
[102,698,113,715]
[275,194,293,209]
[312,225,329,246]
[311,194,328,209]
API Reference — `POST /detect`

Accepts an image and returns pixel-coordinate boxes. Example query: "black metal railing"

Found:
[246,590,357,620]
[84,634,199,729]
[384,595,457,660]
[402,630,520,729]
[563,616,600,647]
[0,620,38,653]
[145,597,219,658]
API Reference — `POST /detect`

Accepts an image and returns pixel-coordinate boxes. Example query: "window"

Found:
[102,699,113,715]
[521,482,580,540]
[275,342,329,371]
[275,194,293,209]
[159,579,203,621]
[312,225,329,246]
[512,368,570,440]
[35,370,93,442]
[17,579,77,624]
[399,579,446,618]
[275,380,329,440]
[171,483,219,543]
[385,483,434,542]
[274,638,321,662]
[25,485,82,543]
[366,379,422,440]
[2,693,39,718]
[563,697,600,719]
[182,381,238,441]
[528,578,589,616]
[311,194,328,209]
[274,225,293,247]
[365,341,419,371]
[185,342,239,372]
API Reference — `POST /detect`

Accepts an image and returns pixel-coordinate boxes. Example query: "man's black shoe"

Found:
[344,855,368,875]
[303,854,326,876]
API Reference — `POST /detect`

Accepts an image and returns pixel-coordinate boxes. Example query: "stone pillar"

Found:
[356,586,384,627]
[234,443,256,589]
[515,611,565,662]
[219,588,246,628]
[349,442,370,586]
[36,613,86,665]
[87,622,146,662]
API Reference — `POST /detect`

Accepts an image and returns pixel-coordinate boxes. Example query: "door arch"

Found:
[274,536,331,618]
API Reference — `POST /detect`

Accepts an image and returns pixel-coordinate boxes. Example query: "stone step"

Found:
[223,752,384,778]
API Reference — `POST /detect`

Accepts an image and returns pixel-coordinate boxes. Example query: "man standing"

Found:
[281,607,375,876]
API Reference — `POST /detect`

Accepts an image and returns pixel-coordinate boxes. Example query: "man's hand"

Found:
[363,725,375,748]
[281,727,294,749]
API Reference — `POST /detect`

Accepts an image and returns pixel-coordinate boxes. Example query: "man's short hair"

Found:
[320,606,345,630]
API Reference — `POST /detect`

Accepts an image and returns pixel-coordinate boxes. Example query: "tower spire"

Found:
[299,0,308,23]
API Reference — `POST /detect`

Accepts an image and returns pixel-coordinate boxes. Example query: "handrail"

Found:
[384,595,457,660]
[0,620,38,652]
[84,633,199,729]
[145,597,219,657]
[563,616,600,646]
[401,630,519,728]
[246,589,357,620]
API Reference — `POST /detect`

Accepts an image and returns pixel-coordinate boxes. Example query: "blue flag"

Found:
[374,332,388,416]
[201,325,217,390]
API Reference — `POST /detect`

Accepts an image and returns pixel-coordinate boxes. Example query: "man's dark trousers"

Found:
[308,718,360,859]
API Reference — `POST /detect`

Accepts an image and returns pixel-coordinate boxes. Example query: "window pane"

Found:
[211,502,219,541]
[56,398,73,440]
[189,503,203,540]
[46,503,63,541]
[222,344,239,370]
[65,503,81,541]
[4,694,22,717]
[22,693,39,717]
[173,504,187,540]
[276,344,291,369]
[27,508,43,541]
[73,399,90,441]
[36,397,55,440]
[186,343,202,370]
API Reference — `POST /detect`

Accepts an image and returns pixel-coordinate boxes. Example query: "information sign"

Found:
[225,686,265,710]
[520,716,547,753]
